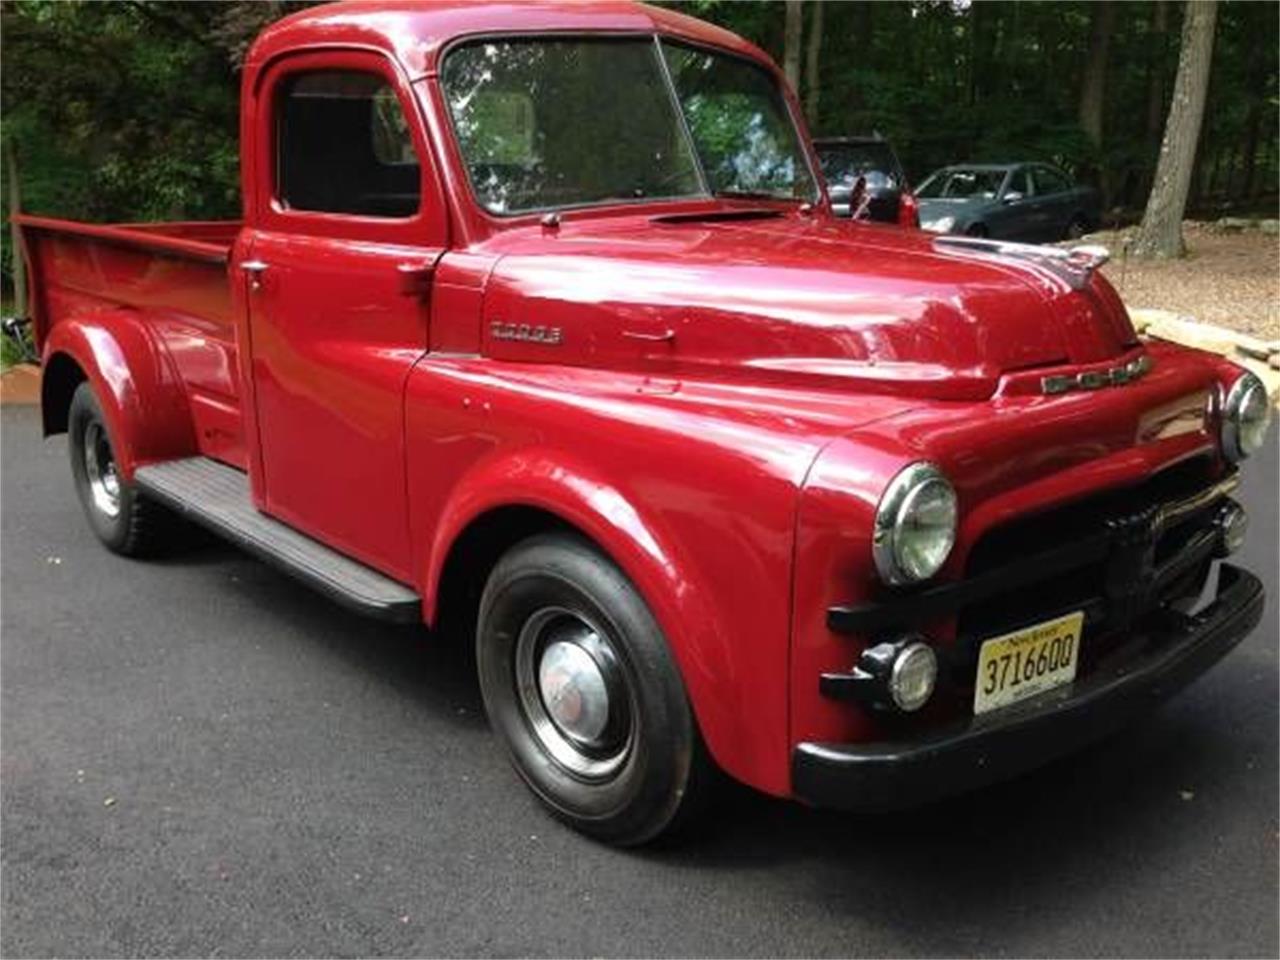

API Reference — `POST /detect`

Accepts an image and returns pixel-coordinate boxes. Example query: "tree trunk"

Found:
[1138,0,1170,201]
[783,1,803,95]
[852,1,872,55]
[1078,1,1115,208]
[1145,0,1170,166]
[1077,1,1114,147]
[1238,5,1266,200]
[804,0,824,126]
[844,1,872,114]
[1208,146,1223,200]
[1132,0,1218,258]
[4,137,27,319]
[1222,142,1240,201]
[967,1,981,107]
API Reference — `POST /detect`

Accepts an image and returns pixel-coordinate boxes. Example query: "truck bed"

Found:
[15,215,247,469]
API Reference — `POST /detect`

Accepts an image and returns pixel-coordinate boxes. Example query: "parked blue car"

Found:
[915,163,1100,243]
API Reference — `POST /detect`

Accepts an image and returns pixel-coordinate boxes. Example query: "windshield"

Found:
[661,42,815,202]
[916,168,1008,200]
[441,37,815,214]
[816,143,901,191]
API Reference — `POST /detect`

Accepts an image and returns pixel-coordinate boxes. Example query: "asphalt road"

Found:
[2,405,1277,958]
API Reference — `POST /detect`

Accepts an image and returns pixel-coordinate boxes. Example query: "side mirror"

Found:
[1002,191,1024,204]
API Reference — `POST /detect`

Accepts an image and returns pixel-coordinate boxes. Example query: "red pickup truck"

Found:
[14,1,1271,845]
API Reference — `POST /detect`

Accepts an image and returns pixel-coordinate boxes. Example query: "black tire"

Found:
[965,222,989,238]
[476,533,712,846]
[67,382,170,556]
[1066,215,1089,240]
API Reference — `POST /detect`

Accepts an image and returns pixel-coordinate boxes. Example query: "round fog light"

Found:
[1214,501,1248,557]
[890,642,938,712]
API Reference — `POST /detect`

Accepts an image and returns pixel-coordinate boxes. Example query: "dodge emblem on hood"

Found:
[1041,354,1153,395]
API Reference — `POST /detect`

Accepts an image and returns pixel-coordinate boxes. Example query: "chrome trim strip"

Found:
[1039,354,1153,396]
[934,236,1111,289]
[1152,472,1239,533]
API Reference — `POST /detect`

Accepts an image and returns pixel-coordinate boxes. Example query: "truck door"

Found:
[243,51,446,583]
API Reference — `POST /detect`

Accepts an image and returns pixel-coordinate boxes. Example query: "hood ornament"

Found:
[934,236,1111,289]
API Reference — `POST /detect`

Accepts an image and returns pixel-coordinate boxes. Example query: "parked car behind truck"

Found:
[15,1,1271,846]
[917,162,1100,241]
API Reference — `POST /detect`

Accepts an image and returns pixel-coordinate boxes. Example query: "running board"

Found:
[133,457,421,623]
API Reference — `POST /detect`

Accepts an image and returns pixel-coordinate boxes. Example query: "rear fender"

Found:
[41,312,197,477]
[423,447,751,786]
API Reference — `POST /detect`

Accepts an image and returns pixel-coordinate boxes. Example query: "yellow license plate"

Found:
[973,611,1083,716]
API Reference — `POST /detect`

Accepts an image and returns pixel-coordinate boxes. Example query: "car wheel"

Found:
[476,532,712,846]
[67,382,171,555]
[965,223,989,238]
[1066,215,1089,240]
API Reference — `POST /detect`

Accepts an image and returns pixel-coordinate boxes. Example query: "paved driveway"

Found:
[2,406,1276,958]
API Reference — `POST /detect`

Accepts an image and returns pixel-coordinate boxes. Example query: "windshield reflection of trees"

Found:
[442,38,814,214]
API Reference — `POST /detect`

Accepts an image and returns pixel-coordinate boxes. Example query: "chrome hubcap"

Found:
[515,607,631,779]
[83,421,121,518]
[539,639,610,743]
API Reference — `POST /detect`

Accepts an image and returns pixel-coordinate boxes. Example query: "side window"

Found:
[276,70,421,218]
[1008,169,1033,199]
[1034,167,1070,195]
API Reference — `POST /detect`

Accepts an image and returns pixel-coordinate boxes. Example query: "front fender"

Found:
[423,444,779,793]
[42,311,196,477]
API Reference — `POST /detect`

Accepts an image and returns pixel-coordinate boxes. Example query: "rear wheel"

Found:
[68,382,170,556]
[965,222,989,238]
[476,533,712,845]
[1066,215,1089,240]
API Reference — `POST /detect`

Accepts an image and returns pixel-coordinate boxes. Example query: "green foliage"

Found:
[666,0,1277,215]
[1,0,287,300]
[2,0,242,221]
[1,320,35,369]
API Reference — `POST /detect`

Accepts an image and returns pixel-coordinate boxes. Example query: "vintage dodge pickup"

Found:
[15,1,1271,845]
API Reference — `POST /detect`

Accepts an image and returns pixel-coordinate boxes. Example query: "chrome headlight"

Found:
[1221,372,1272,462]
[873,462,958,585]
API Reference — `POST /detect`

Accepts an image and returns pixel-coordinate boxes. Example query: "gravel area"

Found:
[1092,224,1280,342]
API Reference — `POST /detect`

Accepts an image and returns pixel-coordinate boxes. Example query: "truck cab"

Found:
[14,1,1271,846]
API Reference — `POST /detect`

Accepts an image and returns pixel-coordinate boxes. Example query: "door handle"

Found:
[397,261,435,297]
[241,259,269,291]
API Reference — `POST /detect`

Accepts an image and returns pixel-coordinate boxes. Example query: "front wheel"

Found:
[67,382,171,555]
[476,533,712,845]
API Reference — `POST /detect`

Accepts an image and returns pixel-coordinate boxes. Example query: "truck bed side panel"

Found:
[20,220,247,469]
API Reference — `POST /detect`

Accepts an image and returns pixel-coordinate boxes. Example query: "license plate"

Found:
[973,611,1083,716]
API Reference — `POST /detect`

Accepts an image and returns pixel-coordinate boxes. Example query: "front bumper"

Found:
[792,563,1264,810]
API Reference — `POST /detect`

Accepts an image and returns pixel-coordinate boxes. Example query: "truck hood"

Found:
[482,212,1138,401]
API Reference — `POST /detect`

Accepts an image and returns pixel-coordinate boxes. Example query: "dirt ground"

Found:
[1091,224,1280,342]
[0,364,39,405]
